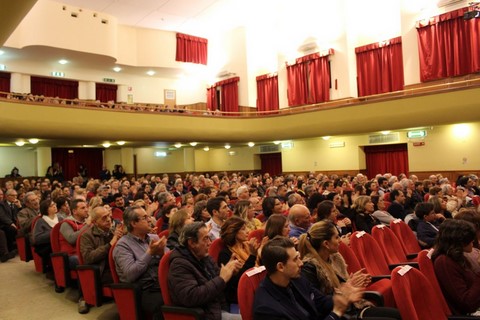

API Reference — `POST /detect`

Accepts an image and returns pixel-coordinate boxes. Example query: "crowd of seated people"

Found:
[1,168,480,318]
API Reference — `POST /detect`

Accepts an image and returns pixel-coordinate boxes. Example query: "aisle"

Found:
[0,256,118,320]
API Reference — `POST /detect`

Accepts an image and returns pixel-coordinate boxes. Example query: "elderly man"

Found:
[288,205,312,238]
[168,222,242,320]
[113,206,166,320]
[236,185,250,201]
[0,189,21,253]
[80,206,123,284]
[17,192,40,236]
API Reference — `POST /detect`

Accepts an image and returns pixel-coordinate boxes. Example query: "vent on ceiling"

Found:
[260,145,280,153]
[368,132,400,144]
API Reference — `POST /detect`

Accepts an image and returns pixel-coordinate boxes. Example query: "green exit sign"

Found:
[407,130,427,139]
[103,78,115,83]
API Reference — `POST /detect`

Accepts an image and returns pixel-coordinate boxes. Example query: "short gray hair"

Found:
[123,205,142,232]
[179,222,206,247]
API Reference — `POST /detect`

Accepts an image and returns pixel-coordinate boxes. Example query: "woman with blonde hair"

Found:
[352,196,380,233]
[233,200,261,233]
[298,220,401,319]
[167,209,194,250]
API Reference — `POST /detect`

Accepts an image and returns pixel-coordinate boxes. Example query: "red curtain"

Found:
[96,83,117,102]
[286,50,333,107]
[0,72,10,97]
[355,37,404,97]
[256,73,279,113]
[30,76,78,99]
[364,143,409,178]
[51,148,104,181]
[260,153,282,176]
[176,33,208,65]
[416,7,480,82]
[221,79,239,116]
[206,86,217,111]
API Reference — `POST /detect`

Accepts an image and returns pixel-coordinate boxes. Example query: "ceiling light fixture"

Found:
[58,59,68,65]
[146,70,155,76]
[225,144,231,149]
[203,146,210,151]
[116,141,125,146]
[113,66,122,72]
[247,142,255,147]
[15,140,25,146]
[0,50,4,55]
[381,131,391,135]
[28,138,39,144]
[190,142,198,147]
[322,136,331,140]
[273,141,281,145]
[174,143,182,148]
[102,142,111,148]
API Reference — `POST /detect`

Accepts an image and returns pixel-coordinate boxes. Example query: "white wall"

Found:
[0,147,37,177]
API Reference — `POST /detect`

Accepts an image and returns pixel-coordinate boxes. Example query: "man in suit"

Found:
[0,189,21,253]
[387,189,407,220]
[253,236,361,320]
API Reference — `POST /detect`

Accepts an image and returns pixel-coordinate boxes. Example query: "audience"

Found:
[167,208,194,250]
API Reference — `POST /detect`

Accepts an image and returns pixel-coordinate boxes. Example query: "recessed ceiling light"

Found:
[322,136,331,140]
[247,142,255,147]
[381,131,391,135]
[190,142,198,147]
[15,141,25,146]
[273,141,281,145]
[146,70,155,76]
[224,144,231,149]
[174,143,182,148]
[203,146,210,151]
[58,59,68,65]
[28,138,39,144]
[113,66,122,72]
[116,141,125,146]
[0,50,4,56]
[102,142,111,148]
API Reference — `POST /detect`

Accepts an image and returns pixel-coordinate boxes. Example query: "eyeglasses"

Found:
[137,215,149,221]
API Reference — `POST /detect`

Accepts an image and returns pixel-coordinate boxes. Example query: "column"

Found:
[36,147,51,177]
[183,148,195,172]
[78,81,96,101]
[10,73,30,93]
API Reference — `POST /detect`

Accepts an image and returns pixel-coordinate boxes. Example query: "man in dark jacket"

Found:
[0,189,21,253]
[168,222,242,320]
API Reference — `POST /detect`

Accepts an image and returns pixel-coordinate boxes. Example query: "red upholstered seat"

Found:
[157,229,169,238]
[208,238,225,264]
[30,216,43,273]
[50,221,78,290]
[238,266,267,320]
[247,229,264,243]
[390,219,421,255]
[372,225,418,265]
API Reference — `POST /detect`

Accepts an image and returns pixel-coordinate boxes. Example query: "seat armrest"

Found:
[371,275,391,282]
[161,306,205,320]
[406,253,418,260]
[363,291,384,307]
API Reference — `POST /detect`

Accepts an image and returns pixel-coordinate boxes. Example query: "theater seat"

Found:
[30,216,44,273]
[208,238,225,264]
[389,219,421,255]
[50,221,78,290]
[108,243,145,320]
[238,266,267,320]
[372,225,418,265]
[158,250,204,320]
[247,229,264,243]
[157,229,169,238]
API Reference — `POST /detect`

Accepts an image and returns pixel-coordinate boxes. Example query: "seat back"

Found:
[417,249,451,316]
[248,229,264,243]
[390,219,421,254]
[50,220,76,288]
[208,238,225,264]
[372,225,408,264]
[109,243,144,320]
[391,266,448,320]
[50,221,63,253]
[75,225,91,265]
[157,229,169,239]
[159,250,173,305]
[350,231,390,276]
[338,241,362,274]
[30,216,43,272]
[238,266,267,320]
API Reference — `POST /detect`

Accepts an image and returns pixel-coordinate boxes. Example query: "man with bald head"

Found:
[288,204,312,238]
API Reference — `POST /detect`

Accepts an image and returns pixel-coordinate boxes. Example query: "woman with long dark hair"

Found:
[432,219,480,315]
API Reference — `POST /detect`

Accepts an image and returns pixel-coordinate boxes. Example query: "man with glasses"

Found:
[0,189,21,254]
[113,205,166,320]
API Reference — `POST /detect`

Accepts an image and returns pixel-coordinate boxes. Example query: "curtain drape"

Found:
[51,148,104,181]
[364,143,409,178]
[0,72,10,96]
[286,50,332,107]
[96,83,117,102]
[260,153,282,176]
[256,73,279,113]
[221,79,239,116]
[30,76,78,99]
[176,33,208,65]
[206,86,217,111]
[355,37,404,97]
[416,7,480,82]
